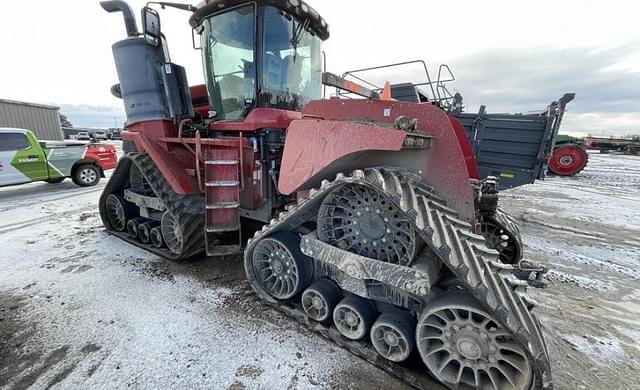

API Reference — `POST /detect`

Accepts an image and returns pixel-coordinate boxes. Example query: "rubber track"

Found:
[99,153,205,261]
[245,168,552,390]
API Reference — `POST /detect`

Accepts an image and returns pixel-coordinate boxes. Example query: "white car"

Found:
[77,132,91,140]
[93,131,107,140]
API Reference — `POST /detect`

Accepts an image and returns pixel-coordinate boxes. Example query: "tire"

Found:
[73,164,100,186]
[45,177,65,184]
[548,144,588,176]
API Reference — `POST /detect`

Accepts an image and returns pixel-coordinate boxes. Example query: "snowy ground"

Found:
[499,153,640,390]
[1,152,639,390]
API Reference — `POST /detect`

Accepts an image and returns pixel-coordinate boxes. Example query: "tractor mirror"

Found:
[142,7,161,46]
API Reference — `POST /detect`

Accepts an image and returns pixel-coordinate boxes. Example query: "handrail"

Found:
[195,130,204,193]
[340,59,437,101]
[238,132,245,192]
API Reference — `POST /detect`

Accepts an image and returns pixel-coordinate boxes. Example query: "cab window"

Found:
[201,5,256,121]
[260,7,323,111]
[0,133,30,151]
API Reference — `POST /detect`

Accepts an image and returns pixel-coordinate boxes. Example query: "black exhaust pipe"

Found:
[100,1,138,37]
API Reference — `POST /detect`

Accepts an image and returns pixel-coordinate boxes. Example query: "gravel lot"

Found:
[0,152,638,390]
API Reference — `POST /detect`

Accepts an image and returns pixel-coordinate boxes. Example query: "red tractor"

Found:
[99,1,552,389]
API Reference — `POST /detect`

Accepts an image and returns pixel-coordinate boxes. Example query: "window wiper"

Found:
[290,18,310,62]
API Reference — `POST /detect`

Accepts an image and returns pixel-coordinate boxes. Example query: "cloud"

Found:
[353,43,640,136]
[58,104,125,129]
[53,44,640,137]
[448,44,640,135]
[562,112,640,137]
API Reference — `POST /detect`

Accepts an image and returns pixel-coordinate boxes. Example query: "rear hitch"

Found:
[515,261,549,289]
[474,176,499,215]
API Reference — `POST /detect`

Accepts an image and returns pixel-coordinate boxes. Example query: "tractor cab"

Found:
[102,0,328,126]
[190,0,328,120]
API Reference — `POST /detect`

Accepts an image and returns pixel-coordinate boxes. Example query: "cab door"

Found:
[0,132,47,186]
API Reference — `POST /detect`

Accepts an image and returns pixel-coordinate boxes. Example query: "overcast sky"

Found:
[1,0,639,136]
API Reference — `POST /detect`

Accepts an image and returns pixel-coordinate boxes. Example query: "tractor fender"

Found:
[447,115,480,180]
[281,99,477,222]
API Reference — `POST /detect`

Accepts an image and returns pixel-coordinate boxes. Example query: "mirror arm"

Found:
[146,1,196,12]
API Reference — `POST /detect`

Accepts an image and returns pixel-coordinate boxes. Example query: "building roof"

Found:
[0,98,59,111]
[0,127,30,134]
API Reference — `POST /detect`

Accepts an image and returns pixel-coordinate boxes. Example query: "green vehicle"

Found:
[0,128,118,187]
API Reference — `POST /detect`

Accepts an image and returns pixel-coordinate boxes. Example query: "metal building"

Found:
[0,98,63,141]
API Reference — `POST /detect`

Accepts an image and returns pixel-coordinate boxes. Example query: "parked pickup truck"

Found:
[0,128,118,187]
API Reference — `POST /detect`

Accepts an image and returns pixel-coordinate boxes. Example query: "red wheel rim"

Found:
[549,145,588,176]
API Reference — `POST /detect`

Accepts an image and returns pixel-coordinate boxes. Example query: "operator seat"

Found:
[218,74,245,113]
[283,54,304,94]
[264,52,284,92]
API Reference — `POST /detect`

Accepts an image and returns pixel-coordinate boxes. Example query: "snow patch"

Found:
[562,334,627,367]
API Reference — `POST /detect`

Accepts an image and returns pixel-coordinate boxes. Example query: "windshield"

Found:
[259,6,322,111]
[201,5,256,121]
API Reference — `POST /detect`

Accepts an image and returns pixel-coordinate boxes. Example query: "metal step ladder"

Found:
[203,146,242,256]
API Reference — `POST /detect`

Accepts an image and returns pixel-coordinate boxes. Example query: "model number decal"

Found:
[18,158,39,163]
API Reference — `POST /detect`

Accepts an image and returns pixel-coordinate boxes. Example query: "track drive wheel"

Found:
[250,232,313,300]
[318,183,419,266]
[548,144,588,176]
[416,293,533,390]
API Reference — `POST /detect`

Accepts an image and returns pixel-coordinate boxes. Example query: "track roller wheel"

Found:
[333,296,377,340]
[138,221,159,244]
[370,309,416,362]
[127,217,146,239]
[416,293,533,390]
[150,226,164,248]
[301,279,342,322]
[250,232,312,300]
[104,194,135,232]
[548,144,588,176]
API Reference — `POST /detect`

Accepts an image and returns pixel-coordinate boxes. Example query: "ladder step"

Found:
[206,244,242,256]
[206,224,240,233]
[206,180,239,187]
[205,160,239,165]
[206,202,240,210]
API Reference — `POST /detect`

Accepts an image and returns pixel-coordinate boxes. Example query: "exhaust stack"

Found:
[100,1,139,37]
